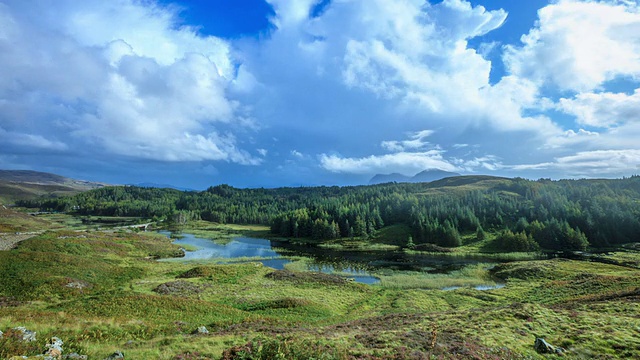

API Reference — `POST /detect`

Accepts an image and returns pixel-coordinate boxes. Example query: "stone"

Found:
[104,351,124,360]
[64,353,88,359]
[44,336,64,359]
[534,338,556,354]
[0,329,3,338]
[12,326,36,342]
[64,353,87,359]
[195,325,209,335]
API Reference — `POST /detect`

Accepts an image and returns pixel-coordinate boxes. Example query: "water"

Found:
[159,231,508,289]
[159,231,379,284]
[441,284,506,291]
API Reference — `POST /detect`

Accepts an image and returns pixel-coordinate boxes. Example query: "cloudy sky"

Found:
[1,0,640,188]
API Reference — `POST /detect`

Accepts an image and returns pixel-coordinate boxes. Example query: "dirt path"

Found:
[0,232,41,250]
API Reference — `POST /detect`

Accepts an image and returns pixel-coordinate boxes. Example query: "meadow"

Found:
[1,213,640,359]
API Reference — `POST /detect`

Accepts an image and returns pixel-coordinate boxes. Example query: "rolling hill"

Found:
[0,170,108,204]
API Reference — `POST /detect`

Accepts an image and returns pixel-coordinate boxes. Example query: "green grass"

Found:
[374,263,497,290]
[2,222,640,359]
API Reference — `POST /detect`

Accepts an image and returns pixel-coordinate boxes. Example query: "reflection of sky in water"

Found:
[307,264,371,276]
[169,233,280,260]
[441,284,505,291]
[307,264,380,284]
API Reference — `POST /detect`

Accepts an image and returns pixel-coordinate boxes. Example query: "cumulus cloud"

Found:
[558,89,640,128]
[511,149,640,177]
[340,0,507,114]
[503,0,640,92]
[381,130,434,152]
[0,0,258,164]
[453,155,503,172]
[320,150,458,175]
[0,127,67,152]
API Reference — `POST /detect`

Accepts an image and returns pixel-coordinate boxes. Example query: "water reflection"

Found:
[159,231,510,288]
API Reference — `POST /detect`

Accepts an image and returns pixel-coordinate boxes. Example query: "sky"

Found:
[1,0,640,189]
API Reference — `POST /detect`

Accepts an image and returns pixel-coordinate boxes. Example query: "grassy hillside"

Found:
[0,170,107,204]
[1,226,639,359]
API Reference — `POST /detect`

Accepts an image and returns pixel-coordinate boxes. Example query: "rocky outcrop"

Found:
[104,351,125,359]
[12,326,36,342]
[534,338,564,355]
[44,336,63,359]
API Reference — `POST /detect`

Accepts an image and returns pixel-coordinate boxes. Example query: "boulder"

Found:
[534,338,564,354]
[12,326,36,342]
[104,351,124,359]
[64,354,88,360]
[195,325,209,335]
[44,336,64,359]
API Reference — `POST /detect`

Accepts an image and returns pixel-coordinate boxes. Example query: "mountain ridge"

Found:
[369,169,461,185]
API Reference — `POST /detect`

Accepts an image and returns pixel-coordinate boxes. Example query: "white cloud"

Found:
[453,155,503,172]
[544,129,600,149]
[0,0,258,164]
[320,150,458,175]
[558,89,640,128]
[341,0,507,113]
[381,130,434,152]
[511,149,640,177]
[257,148,268,157]
[0,127,67,151]
[503,0,640,92]
[291,150,304,158]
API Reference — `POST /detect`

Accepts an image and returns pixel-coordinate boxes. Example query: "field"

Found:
[1,211,640,359]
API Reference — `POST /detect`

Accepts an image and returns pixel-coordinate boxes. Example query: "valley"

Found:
[1,173,640,359]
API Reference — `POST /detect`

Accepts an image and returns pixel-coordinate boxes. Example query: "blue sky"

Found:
[1,0,640,188]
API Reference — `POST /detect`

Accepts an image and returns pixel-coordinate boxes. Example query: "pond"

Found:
[159,231,507,288]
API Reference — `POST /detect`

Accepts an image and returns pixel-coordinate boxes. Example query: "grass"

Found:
[1,221,640,359]
[375,263,498,290]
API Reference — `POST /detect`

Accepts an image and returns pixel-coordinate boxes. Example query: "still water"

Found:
[159,231,380,284]
[160,231,507,288]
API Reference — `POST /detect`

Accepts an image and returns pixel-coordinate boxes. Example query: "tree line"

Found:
[18,175,640,251]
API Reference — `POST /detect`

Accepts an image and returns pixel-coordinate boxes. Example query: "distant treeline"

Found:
[18,175,640,251]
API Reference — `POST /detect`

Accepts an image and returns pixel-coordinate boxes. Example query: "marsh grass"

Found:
[2,224,640,359]
[375,263,498,290]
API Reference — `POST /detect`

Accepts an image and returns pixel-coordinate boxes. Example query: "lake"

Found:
[160,231,507,288]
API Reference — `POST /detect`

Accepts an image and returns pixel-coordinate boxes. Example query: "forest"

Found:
[19,175,640,252]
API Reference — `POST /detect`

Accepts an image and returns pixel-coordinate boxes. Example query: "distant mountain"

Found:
[133,182,197,192]
[369,173,411,184]
[369,169,461,185]
[411,169,462,183]
[0,170,108,204]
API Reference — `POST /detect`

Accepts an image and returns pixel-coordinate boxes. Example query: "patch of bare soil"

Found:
[0,233,38,251]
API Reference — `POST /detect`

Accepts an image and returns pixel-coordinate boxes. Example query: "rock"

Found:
[44,336,64,359]
[63,354,87,360]
[12,326,36,342]
[64,353,88,360]
[195,325,209,335]
[104,351,124,359]
[534,338,559,354]
[0,329,3,338]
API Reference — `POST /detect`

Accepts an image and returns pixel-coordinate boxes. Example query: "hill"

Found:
[0,170,108,204]
[369,169,461,184]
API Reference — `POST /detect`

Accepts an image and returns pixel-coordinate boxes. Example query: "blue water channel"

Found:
[159,231,381,284]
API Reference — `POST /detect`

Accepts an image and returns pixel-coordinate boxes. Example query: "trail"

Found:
[0,231,43,250]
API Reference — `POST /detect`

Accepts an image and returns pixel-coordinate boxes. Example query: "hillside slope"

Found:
[0,170,108,204]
